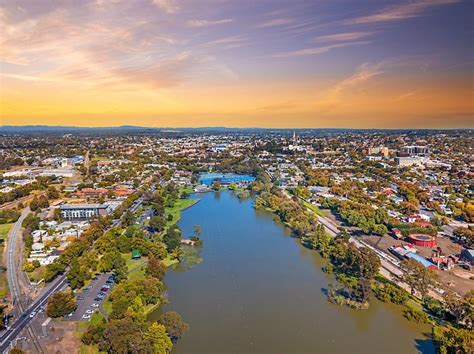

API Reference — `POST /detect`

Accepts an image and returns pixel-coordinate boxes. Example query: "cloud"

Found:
[202,36,247,49]
[272,41,370,58]
[314,31,373,43]
[327,62,384,99]
[345,0,460,25]
[152,0,180,14]
[255,18,294,28]
[187,18,233,27]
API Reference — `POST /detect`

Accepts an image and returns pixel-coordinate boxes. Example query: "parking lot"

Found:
[66,272,115,322]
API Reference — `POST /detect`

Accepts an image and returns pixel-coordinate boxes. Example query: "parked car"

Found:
[29,312,36,318]
[85,310,94,314]
[77,296,84,300]
[82,314,91,320]
[91,303,99,308]
[94,297,102,302]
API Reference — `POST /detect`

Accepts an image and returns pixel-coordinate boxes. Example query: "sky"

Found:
[0,0,473,128]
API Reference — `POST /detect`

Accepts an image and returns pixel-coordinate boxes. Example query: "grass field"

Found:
[123,252,146,278]
[164,198,198,231]
[0,223,13,240]
[301,199,325,217]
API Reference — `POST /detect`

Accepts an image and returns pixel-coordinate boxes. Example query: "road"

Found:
[0,276,67,352]
[0,190,148,352]
[4,208,44,352]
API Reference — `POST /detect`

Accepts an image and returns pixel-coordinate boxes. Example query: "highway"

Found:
[0,276,67,352]
[0,191,148,352]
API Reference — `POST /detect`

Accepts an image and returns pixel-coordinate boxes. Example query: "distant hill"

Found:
[0,125,469,135]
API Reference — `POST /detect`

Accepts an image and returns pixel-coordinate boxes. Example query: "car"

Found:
[100,287,109,292]
[82,314,91,320]
[106,280,114,284]
[91,303,99,308]
[85,310,94,314]
[94,297,102,302]
[103,284,111,288]
[77,296,84,300]
[67,312,74,317]
[29,312,36,318]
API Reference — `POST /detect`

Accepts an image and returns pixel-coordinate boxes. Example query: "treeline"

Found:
[0,176,54,205]
[0,157,23,170]
[254,190,320,237]
[255,189,382,309]
[319,197,389,235]
[0,209,20,224]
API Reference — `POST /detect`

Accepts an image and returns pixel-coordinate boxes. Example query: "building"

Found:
[408,234,437,248]
[60,204,110,220]
[400,145,429,156]
[405,252,437,269]
[396,156,425,167]
[72,188,108,198]
[39,168,74,178]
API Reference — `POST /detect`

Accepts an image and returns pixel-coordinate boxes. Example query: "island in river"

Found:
[150,191,435,354]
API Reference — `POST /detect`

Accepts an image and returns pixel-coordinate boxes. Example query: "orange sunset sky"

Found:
[1,0,473,128]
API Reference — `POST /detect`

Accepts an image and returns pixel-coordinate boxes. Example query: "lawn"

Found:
[164,197,198,231]
[122,252,146,278]
[301,200,325,217]
[0,223,13,240]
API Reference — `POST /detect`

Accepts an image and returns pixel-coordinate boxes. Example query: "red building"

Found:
[408,234,436,248]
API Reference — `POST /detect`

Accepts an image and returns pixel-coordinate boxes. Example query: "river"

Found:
[150,191,435,354]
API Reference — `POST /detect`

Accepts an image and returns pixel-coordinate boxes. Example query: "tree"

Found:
[163,225,181,252]
[146,257,166,280]
[67,259,85,289]
[444,290,473,329]
[122,210,135,227]
[401,258,438,300]
[433,325,474,354]
[145,323,173,354]
[116,234,132,253]
[150,216,166,233]
[22,213,40,231]
[158,311,189,342]
[53,207,63,222]
[82,323,106,345]
[47,291,77,317]
[46,186,60,199]
[211,180,221,191]
[29,195,49,211]
[101,318,152,353]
